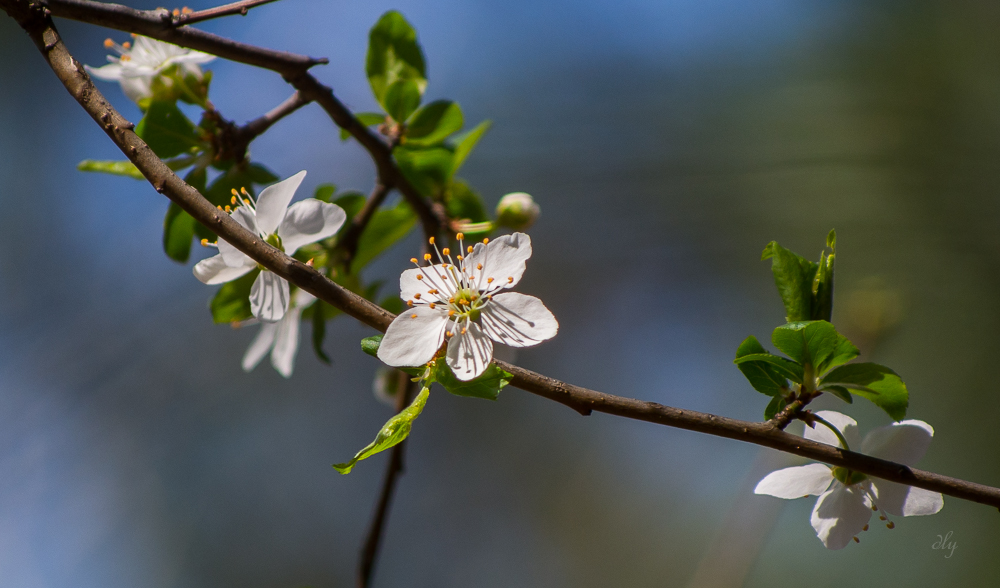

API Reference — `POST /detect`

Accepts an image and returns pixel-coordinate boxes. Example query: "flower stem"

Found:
[812,414,851,451]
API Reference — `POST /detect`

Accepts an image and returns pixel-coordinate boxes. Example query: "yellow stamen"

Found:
[862,524,869,532]
[886,522,895,529]
[182,6,193,13]
[467,246,474,253]
[487,277,494,284]
[407,300,414,307]
[429,303,436,309]
[507,277,514,283]
[121,41,131,49]
[424,253,432,261]
[461,328,467,334]
[410,257,418,264]
[456,232,464,240]
[120,55,131,62]
[104,38,114,48]
[231,196,238,205]
[853,537,860,544]
[449,297,455,303]
[448,310,455,316]
[477,263,483,270]
[414,293,422,300]
[224,205,232,212]
[429,237,435,245]
[446,331,453,337]
[231,188,239,197]
[411,314,418,319]
[172,8,180,16]
[483,238,489,244]
[216,205,223,211]
[243,199,251,206]
[416,275,424,280]
[200,239,209,246]
[442,248,450,256]
[457,255,463,261]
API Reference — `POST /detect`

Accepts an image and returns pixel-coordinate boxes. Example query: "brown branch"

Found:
[337,178,394,270]
[238,90,307,141]
[170,0,279,27]
[43,0,448,241]
[6,0,1000,513]
[357,372,415,588]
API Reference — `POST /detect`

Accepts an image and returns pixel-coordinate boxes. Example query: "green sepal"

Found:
[405,100,463,146]
[771,321,839,369]
[366,11,426,107]
[340,113,386,141]
[209,270,256,323]
[450,120,491,173]
[135,100,202,159]
[820,362,908,421]
[733,353,803,383]
[764,395,787,420]
[734,335,789,396]
[334,386,430,474]
[433,361,511,401]
[761,241,818,323]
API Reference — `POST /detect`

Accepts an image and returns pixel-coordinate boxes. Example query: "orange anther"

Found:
[104,38,114,48]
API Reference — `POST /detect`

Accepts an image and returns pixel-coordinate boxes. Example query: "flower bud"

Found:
[495,192,540,231]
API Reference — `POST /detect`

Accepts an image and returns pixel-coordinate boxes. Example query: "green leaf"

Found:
[351,199,417,273]
[445,179,489,224]
[334,386,430,474]
[394,146,454,198]
[764,395,787,420]
[734,353,804,383]
[332,191,367,217]
[205,164,260,207]
[379,295,405,315]
[311,301,332,364]
[734,336,789,396]
[433,361,511,401]
[771,321,838,368]
[820,363,908,421]
[812,232,835,322]
[77,159,146,180]
[361,335,383,358]
[340,112,386,141]
[761,241,818,322]
[450,120,491,173]
[245,163,278,185]
[163,203,196,263]
[405,100,463,146]
[209,270,257,323]
[135,100,201,159]
[366,11,426,106]
[820,333,860,374]
[314,184,337,203]
[822,385,854,404]
[384,78,422,124]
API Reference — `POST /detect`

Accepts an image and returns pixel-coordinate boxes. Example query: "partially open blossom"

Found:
[377,232,557,381]
[242,289,316,378]
[193,170,346,323]
[754,410,943,549]
[495,192,540,231]
[85,35,215,104]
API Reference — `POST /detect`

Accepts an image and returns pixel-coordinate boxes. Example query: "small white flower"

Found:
[754,410,944,550]
[242,289,316,378]
[193,170,346,323]
[377,232,558,381]
[86,36,215,103]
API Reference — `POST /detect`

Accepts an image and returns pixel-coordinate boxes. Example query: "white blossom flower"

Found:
[377,232,558,381]
[85,35,215,103]
[193,170,346,323]
[242,288,316,378]
[754,410,944,549]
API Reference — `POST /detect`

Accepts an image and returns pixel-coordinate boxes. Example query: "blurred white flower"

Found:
[242,289,315,378]
[378,232,557,381]
[754,410,943,549]
[86,35,215,103]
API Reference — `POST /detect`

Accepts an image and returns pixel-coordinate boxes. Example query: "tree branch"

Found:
[357,372,414,588]
[170,0,279,27]
[43,0,448,241]
[6,0,1000,512]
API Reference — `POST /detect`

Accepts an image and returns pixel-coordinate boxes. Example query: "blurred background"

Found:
[2,0,1000,586]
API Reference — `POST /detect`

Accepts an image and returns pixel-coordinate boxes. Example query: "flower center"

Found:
[265,232,284,253]
[831,467,867,486]
[405,234,497,331]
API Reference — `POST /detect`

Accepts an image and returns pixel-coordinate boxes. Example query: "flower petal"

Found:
[804,410,861,449]
[754,464,834,499]
[400,265,452,303]
[85,63,124,81]
[480,292,558,348]
[250,271,291,323]
[377,305,450,368]
[119,77,153,103]
[218,206,258,267]
[446,321,494,381]
[810,484,873,549]
[193,254,254,285]
[293,288,316,308]
[465,232,532,293]
[242,323,277,372]
[861,420,934,466]
[270,306,304,378]
[255,170,306,236]
[278,199,346,255]
[872,480,944,517]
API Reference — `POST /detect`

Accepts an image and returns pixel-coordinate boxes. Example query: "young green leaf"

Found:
[820,363,908,421]
[77,159,146,180]
[366,11,426,106]
[771,321,838,368]
[394,146,454,198]
[361,334,383,358]
[450,120,491,173]
[812,232,835,322]
[445,180,490,226]
[135,100,201,159]
[734,353,804,383]
[311,301,332,364]
[405,100,463,146]
[350,199,416,273]
[334,386,430,474]
[734,335,789,396]
[333,192,367,218]
[764,395,787,420]
[209,271,256,323]
[761,241,818,322]
[822,385,854,404]
[163,202,196,263]
[819,332,860,374]
[433,361,511,401]
[383,78,422,124]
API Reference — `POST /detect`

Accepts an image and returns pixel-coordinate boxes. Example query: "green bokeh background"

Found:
[1,0,997,586]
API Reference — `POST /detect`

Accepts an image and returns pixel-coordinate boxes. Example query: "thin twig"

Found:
[238,90,308,142]
[43,0,448,242]
[357,372,415,588]
[171,0,279,27]
[6,0,1000,512]
[337,178,394,270]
